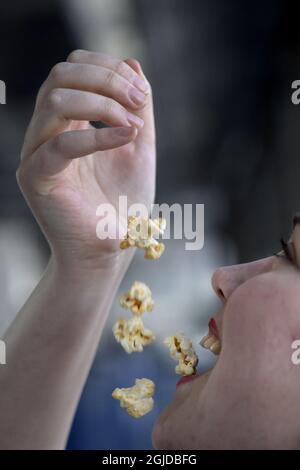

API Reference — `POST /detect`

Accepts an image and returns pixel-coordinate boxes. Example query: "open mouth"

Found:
[199,318,221,355]
[176,318,221,389]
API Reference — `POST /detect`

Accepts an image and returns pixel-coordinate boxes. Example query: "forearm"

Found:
[0,252,132,449]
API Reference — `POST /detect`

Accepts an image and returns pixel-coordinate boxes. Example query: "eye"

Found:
[275,215,300,269]
[275,238,296,266]
[279,238,294,262]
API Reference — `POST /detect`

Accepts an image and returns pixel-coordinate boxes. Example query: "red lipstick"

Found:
[208,318,220,340]
[176,374,200,389]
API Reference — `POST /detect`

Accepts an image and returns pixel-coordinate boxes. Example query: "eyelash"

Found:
[276,238,295,264]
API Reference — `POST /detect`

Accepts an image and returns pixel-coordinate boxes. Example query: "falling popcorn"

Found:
[120,281,154,315]
[112,378,155,418]
[120,216,166,260]
[164,333,199,376]
[144,241,165,260]
[113,316,155,353]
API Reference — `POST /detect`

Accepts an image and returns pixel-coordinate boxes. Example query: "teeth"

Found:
[200,334,221,356]
[203,336,215,348]
[210,340,221,355]
[200,335,209,347]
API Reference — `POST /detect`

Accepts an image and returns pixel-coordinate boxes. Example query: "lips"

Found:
[176,374,200,388]
[208,318,220,340]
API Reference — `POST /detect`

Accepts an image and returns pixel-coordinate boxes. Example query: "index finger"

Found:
[67,49,150,95]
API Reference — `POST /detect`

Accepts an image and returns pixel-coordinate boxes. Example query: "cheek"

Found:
[220,280,267,355]
[226,267,300,317]
[223,273,283,334]
[226,275,275,315]
[220,272,298,370]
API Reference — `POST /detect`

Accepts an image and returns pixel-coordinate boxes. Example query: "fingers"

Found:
[67,50,150,95]
[38,62,149,111]
[18,127,137,182]
[125,58,155,150]
[25,88,144,158]
[41,87,144,130]
[23,51,151,159]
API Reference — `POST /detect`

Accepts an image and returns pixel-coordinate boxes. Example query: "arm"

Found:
[0,50,155,449]
[0,254,131,449]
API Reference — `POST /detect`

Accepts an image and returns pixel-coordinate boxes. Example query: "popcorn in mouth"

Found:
[112,378,155,418]
[164,332,199,376]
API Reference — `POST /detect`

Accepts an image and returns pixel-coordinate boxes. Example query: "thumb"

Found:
[124,58,155,149]
[17,127,137,187]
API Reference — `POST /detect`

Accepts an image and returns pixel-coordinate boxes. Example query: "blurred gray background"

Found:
[0,0,299,449]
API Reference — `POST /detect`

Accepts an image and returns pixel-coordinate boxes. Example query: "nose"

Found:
[211,257,273,301]
[211,267,239,301]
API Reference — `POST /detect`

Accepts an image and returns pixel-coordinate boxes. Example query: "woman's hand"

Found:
[0,52,155,449]
[17,50,156,271]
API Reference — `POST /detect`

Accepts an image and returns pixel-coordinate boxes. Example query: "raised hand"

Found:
[17,50,156,269]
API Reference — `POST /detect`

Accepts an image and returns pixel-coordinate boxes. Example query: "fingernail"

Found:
[133,75,150,94]
[114,127,134,137]
[127,112,144,128]
[129,87,147,106]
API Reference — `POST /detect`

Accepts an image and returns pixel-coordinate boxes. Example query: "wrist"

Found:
[48,248,135,287]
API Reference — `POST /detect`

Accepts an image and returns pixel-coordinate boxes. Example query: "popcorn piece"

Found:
[120,239,134,249]
[144,241,165,260]
[112,378,155,418]
[164,332,199,376]
[113,316,155,353]
[120,281,154,315]
[147,217,166,239]
[120,216,166,260]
